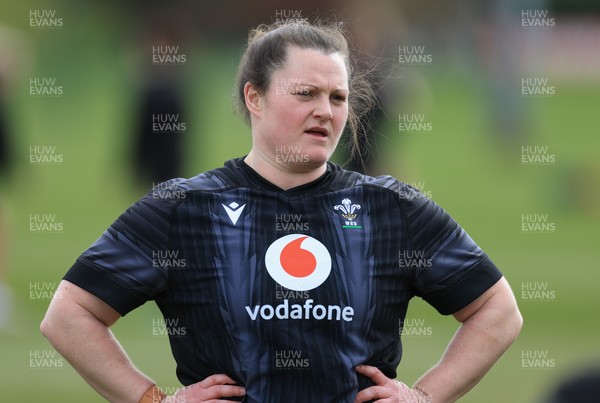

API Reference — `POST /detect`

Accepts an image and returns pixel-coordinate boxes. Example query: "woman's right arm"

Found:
[40,280,246,403]
[40,280,156,402]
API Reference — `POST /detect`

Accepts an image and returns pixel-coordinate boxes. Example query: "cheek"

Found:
[274,103,308,127]
[265,105,304,143]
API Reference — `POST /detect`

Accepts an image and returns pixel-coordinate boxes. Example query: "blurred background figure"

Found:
[341,0,407,175]
[0,23,31,331]
[471,0,543,145]
[130,8,191,186]
[538,365,600,403]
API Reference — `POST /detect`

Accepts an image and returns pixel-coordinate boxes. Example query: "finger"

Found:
[204,400,246,403]
[353,385,389,403]
[354,365,391,386]
[204,384,246,399]
[186,383,245,400]
[198,374,239,388]
[204,400,247,403]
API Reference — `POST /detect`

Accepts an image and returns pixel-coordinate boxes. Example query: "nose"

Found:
[312,97,333,121]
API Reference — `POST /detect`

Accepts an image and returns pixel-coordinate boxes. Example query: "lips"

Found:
[304,126,329,137]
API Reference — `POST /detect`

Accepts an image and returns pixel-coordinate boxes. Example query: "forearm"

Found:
[414,289,522,402]
[41,300,154,402]
[413,321,511,401]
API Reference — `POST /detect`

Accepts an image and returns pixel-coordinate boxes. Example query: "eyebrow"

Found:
[299,83,349,93]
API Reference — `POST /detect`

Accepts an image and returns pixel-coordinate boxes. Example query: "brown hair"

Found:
[235,19,375,164]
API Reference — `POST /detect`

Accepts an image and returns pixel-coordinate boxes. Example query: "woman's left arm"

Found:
[355,277,522,403]
[413,276,523,402]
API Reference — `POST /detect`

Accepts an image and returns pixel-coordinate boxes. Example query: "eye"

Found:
[294,89,312,97]
[332,93,347,103]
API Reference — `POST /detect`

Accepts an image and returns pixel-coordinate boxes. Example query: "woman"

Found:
[41,20,522,402]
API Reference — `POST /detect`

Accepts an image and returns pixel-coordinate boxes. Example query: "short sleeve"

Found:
[399,185,503,315]
[63,179,185,315]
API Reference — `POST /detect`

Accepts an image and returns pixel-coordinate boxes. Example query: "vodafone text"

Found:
[245,299,354,322]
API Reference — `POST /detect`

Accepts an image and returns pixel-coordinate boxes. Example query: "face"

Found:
[246,46,349,173]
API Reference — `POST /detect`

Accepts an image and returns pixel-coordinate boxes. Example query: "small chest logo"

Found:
[221,201,246,225]
[334,198,362,229]
[264,234,332,291]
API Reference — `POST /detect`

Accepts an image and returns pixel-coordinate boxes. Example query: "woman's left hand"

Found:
[354,365,431,403]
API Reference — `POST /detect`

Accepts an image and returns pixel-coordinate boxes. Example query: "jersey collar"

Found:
[225,157,337,196]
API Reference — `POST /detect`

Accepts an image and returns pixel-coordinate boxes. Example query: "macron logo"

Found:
[222,201,246,225]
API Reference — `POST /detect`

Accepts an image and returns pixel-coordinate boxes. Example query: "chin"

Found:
[282,155,328,173]
[306,153,330,167]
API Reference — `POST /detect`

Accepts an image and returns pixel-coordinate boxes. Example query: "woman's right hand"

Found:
[163,374,246,402]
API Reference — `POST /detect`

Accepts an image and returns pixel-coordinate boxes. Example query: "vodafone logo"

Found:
[265,234,332,292]
[246,235,353,322]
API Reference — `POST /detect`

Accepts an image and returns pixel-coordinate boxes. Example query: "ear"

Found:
[244,82,263,119]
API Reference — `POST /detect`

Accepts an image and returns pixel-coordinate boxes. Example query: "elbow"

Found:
[40,314,54,341]
[513,307,524,339]
[40,310,62,346]
[505,301,524,345]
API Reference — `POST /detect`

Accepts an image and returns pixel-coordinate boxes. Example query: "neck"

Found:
[244,150,327,190]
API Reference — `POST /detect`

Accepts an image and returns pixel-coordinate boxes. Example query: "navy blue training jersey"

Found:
[64,157,502,402]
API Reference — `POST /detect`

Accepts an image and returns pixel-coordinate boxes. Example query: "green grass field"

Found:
[1,4,600,402]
